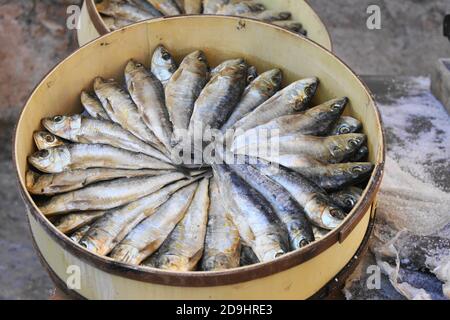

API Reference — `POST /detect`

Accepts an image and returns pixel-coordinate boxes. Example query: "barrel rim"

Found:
[84,0,333,50]
[13,16,385,288]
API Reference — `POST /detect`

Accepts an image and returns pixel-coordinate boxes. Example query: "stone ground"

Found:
[0,0,449,299]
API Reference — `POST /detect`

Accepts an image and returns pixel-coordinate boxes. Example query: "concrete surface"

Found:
[0,0,449,299]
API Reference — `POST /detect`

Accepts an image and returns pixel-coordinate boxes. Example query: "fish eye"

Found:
[331,103,341,111]
[45,134,55,142]
[332,145,342,153]
[53,116,64,123]
[304,87,312,96]
[330,208,344,219]
[161,52,171,61]
[298,239,310,247]
[198,55,206,62]
[352,166,364,173]
[247,75,255,82]
[344,197,356,207]
[348,138,360,147]
[38,149,50,158]
[135,63,143,68]
[339,126,351,134]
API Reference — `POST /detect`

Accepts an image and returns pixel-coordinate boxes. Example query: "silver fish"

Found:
[229,161,314,250]
[203,0,229,14]
[201,178,240,271]
[147,0,181,15]
[246,65,258,84]
[348,145,369,162]
[165,51,209,144]
[28,144,175,173]
[330,186,363,213]
[26,168,171,195]
[96,0,157,21]
[232,78,319,132]
[70,225,91,243]
[33,131,65,150]
[151,45,177,88]
[39,172,187,215]
[102,15,134,31]
[312,226,329,241]
[111,183,198,265]
[80,177,200,256]
[240,245,259,266]
[127,0,163,16]
[329,116,362,135]
[213,163,288,262]
[93,77,165,151]
[54,211,105,234]
[42,115,170,162]
[222,69,283,131]
[147,178,210,271]
[80,91,110,121]
[253,159,346,230]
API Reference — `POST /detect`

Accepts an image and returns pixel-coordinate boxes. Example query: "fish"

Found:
[232,78,319,133]
[80,177,201,256]
[93,77,166,151]
[242,10,292,22]
[183,0,202,14]
[272,20,303,33]
[80,91,110,121]
[42,115,170,162]
[252,159,346,230]
[70,225,91,243]
[54,211,105,234]
[146,178,210,271]
[151,45,178,88]
[348,145,369,162]
[234,133,366,164]
[96,0,157,21]
[25,168,172,195]
[127,0,163,16]
[110,183,198,265]
[295,162,374,191]
[125,60,173,151]
[233,98,347,143]
[246,66,258,84]
[201,178,240,271]
[329,116,362,136]
[101,16,133,31]
[213,163,288,262]
[203,0,229,14]
[210,58,243,78]
[312,226,329,241]
[228,161,314,250]
[330,186,363,213]
[147,0,181,15]
[216,2,265,15]
[189,59,247,140]
[165,51,209,144]
[240,245,259,266]
[33,131,65,150]
[28,144,175,174]
[222,69,283,131]
[38,172,187,215]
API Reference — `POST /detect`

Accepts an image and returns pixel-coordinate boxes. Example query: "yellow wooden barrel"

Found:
[14,16,384,300]
[77,0,332,50]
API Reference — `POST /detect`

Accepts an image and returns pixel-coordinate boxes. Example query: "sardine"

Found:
[96,0,157,21]
[151,45,177,88]
[54,211,105,234]
[213,163,288,262]
[80,177,200,256]
[252,159,346,230]
[329,116,362,136]
[102,15,134,31]
[246,66,258,84]
[234,133,366,164]
[330,186,363,213]
[233,98,347,143]
[39,172,187,215]
[201,178,240,271]
[165,51,209,144]
[210,58,243,78]
[222,69,283,131]
[348,145,369,162]
[70,225,91,243]
[26,168,171,195]
[146,178,210,271]
[93,77,165,151]
[127,0,163,16]
[43,115,170,162]
[147,0,181,15]
[228,161,314,250]
[110,183,198,265]
[312,226,329,241]
[184,0,202,14]
[28,144,175,173]
[203,0,229,14]
[189,59,247,139]
[33,131,65,150]
[80,91,110,121]
[240,245,259,266]
[125,60,173,151]
[242,10,292,22]
[232,78,319,132]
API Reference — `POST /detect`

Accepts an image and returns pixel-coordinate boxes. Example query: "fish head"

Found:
[152,45,177,73]
[246,66,258,84]
[256,69,283,96]
[305,194,346,230]
[158,255,190,271]
[345,162,374,180]
[28,146,71,173]
[182,50,209,74]
[42,115,81,138]
[33,131,63,150]
[218,58,248,78]
[326,133,366,163]
[125,59,147,78]
[291,77,319,111]
[334,116,362,135]
[211,59,245,78]
[328,97,349,115]
[203,254,235,271]
[331,187,364,212]
[93,77,116,94]
[25,170,40,191]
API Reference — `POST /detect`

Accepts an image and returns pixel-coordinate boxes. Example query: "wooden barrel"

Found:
[14,16,384,300]
[77,0,332,50]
